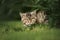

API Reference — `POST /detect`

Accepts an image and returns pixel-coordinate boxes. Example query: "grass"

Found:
[0,20,60,40]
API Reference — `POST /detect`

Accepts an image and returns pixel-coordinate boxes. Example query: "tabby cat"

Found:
[20,10,46,26]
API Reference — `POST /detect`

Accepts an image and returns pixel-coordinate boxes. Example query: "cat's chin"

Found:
[23,24,31,27]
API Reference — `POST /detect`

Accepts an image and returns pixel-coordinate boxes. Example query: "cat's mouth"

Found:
[23,23,31,27]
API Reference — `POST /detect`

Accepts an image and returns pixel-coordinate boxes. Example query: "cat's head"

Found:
[19,10,37,26]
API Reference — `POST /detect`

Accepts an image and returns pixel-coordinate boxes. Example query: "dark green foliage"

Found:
[0,0,60,27]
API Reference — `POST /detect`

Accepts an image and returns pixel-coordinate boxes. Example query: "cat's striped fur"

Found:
[20,10,46,26]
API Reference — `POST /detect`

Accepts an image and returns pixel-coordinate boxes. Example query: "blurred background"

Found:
[0,0,60,27]
[0,0,60,40]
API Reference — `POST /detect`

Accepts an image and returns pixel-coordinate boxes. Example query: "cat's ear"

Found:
[19,12,23,17]
[31,10,36,13]
[31,9,38,14]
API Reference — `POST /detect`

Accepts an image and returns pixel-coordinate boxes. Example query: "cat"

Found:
[20,9,47,26]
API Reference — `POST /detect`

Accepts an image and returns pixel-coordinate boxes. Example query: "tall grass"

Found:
[0,20,60,40]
